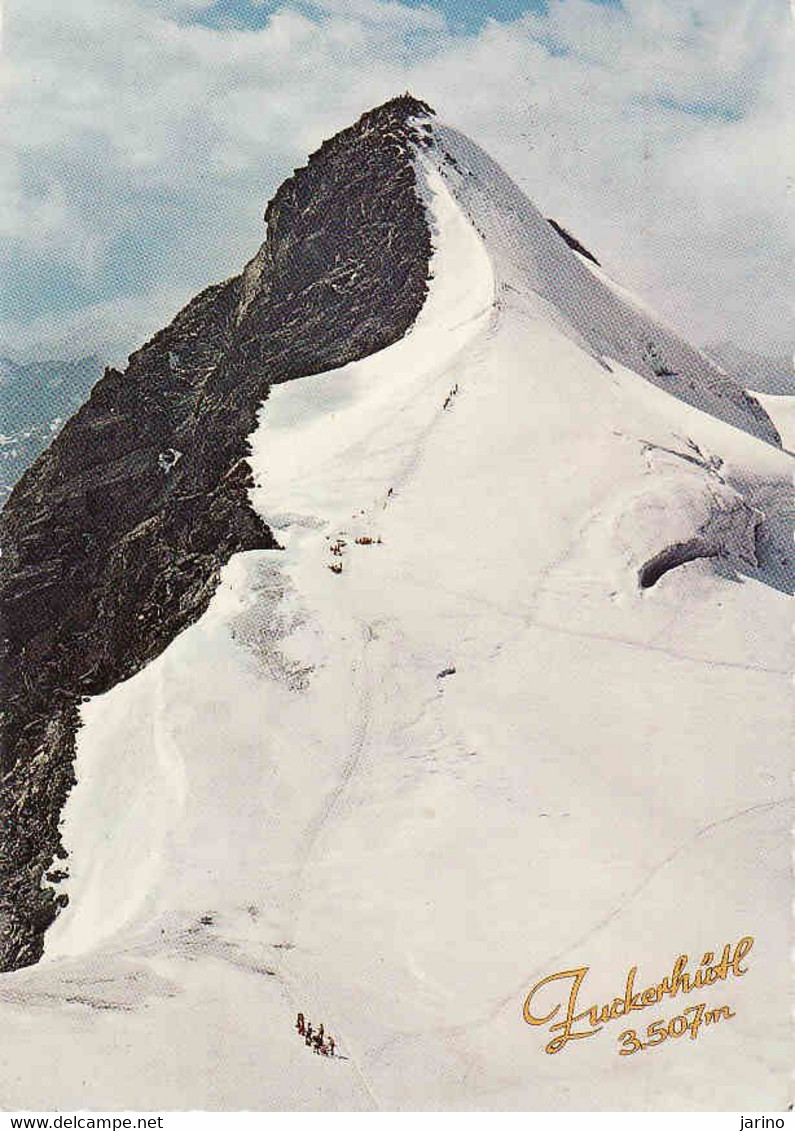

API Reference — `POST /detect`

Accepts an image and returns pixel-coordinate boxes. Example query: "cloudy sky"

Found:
[2,0,792,363]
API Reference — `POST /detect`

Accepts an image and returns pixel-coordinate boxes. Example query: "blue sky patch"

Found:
[188,0,622,36]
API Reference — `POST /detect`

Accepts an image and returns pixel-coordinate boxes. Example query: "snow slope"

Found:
[2,121,791,1112]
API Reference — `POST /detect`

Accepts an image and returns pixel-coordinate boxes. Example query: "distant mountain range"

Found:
[0,356,102,499]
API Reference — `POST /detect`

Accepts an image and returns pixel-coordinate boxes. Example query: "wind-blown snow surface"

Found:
[2,131,792,1112]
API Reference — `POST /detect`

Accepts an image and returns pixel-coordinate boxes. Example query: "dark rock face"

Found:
[0,94,434,971]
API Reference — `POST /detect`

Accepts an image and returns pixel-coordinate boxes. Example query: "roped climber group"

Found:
[296,1012,336,1057]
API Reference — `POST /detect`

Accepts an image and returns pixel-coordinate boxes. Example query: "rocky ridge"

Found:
[0,94,434,970]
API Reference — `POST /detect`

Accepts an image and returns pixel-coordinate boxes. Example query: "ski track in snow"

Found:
[1,122,791,1111]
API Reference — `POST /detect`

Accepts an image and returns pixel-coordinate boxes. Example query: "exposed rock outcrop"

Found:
[545,218,601,266]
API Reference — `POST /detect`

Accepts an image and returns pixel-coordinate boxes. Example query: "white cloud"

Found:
[1,0,792,362]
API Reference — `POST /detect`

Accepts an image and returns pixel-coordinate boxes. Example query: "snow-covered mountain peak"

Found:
[421,117,780,447]
[0,97,791,1110]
